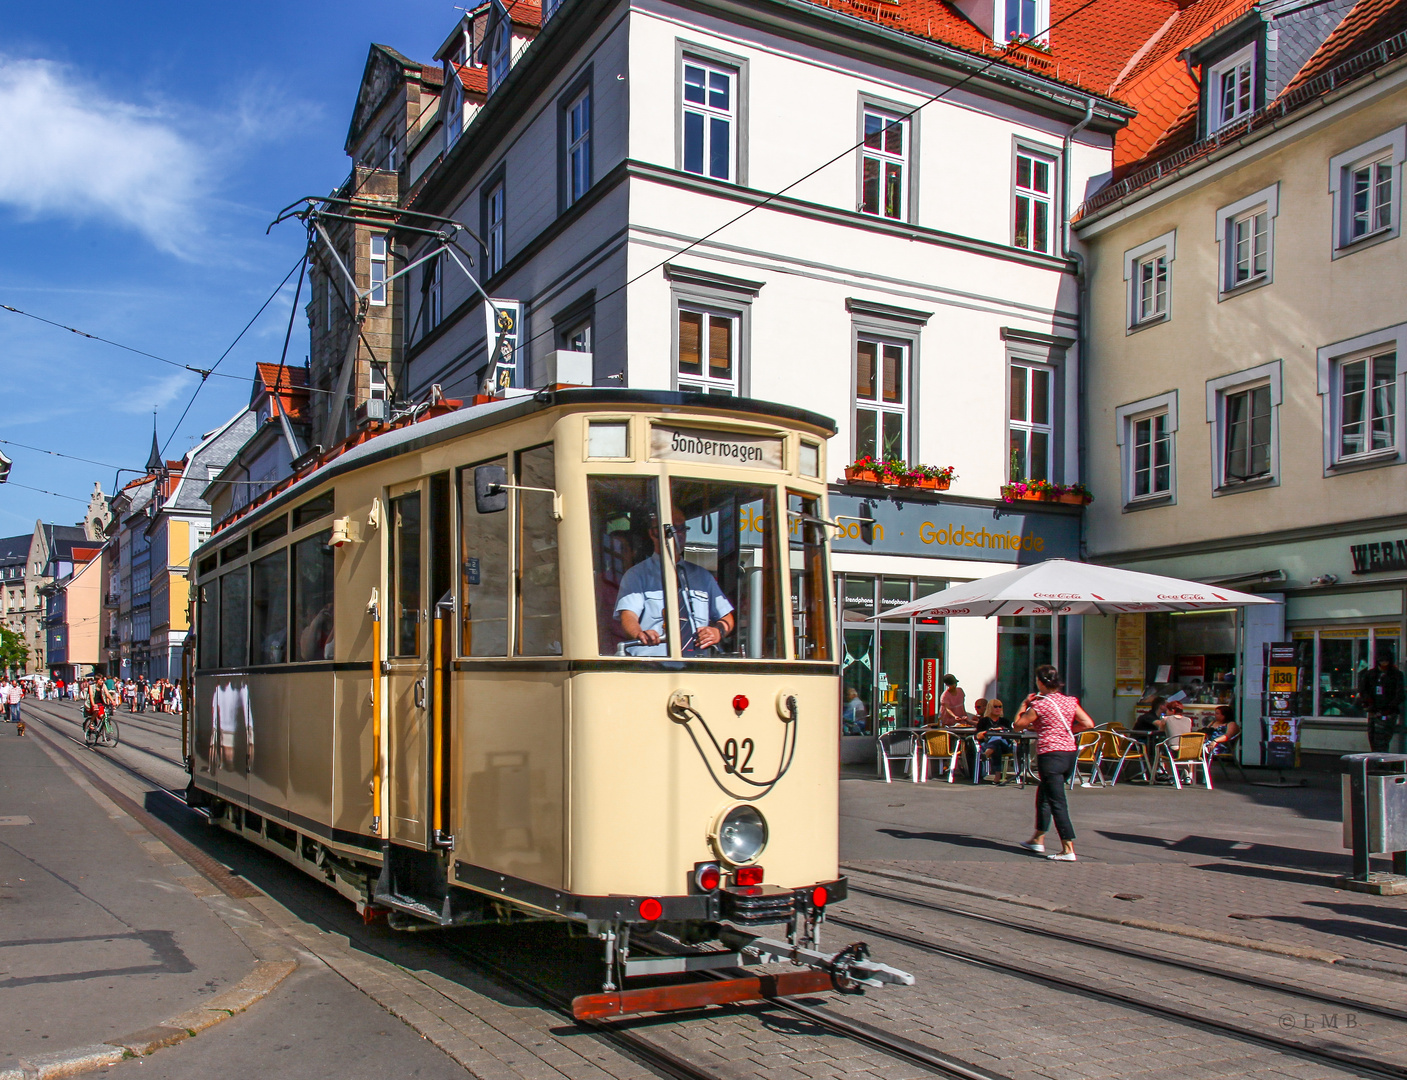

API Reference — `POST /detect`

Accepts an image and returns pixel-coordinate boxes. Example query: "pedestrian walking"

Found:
[6,679,23,733]
[1358,652,1404,753]
[938,673,968,725]
[1013,664,1095,862]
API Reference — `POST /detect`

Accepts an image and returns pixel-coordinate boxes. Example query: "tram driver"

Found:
[614,510,735,656]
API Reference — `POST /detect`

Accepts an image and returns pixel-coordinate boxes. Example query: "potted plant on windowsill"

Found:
[1000,479,1093,505]
[845,457,957,490]
[898,464,957,490]
[844,455,886,485]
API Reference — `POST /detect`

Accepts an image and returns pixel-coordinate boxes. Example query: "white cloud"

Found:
[0,57,205,256]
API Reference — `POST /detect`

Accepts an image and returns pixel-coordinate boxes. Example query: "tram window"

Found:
[199,581,219,669]
[588,476,659,655]
[460,458,510,656]
[220,567,250,668]
[787,492,831,660]
[668,479,780,659]
[799,442,820,478]
[292,530,335,661]
[293,491,334,528]
[390,494,422,657]
[517,445,562,655]
[221,536,248,564]
[198,555,217,577]
[252,516,288,550]
[250,550,289,665]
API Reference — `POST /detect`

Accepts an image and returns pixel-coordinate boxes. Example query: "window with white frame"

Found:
[681,58,736,182]
[1329,128,1406,253]
[1004,0,1048,42]
[1215,184,1279,294]
[677,307,738,395]
[1207,361,1281,490]
[1317,323,1407,470]
[565,84,591,207]
[1208,45,1255,132]
[1014,147,1056,254]
[421,254,442,336]
[860,107,908,220]
[561,317,591,352]
[1009,361,1054,481]
[484,13,511,94]
[1121,229,1176,329]
[369,362,388,403]
[1115,391,1178,507]
[368,234,387,306]
[444,49,466,151]
[382,130,398,172]
[854,338,908,462]
[485,180,506,277]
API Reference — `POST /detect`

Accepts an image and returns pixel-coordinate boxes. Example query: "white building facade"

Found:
[396,0,1134,751]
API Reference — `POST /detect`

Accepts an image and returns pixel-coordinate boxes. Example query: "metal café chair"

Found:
[1156,731,1212,789]
[1207,732,1248,782]
[1103,729,1152,784]
[877,729,923,783]
[1069,729,1106,788]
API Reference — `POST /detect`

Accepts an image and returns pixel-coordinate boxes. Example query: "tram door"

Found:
[384,475,453,850]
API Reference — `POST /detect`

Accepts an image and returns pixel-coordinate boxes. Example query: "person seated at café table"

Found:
[975,699,1014,781]
[1133,696,1167,753]
[1199,704,1239,756]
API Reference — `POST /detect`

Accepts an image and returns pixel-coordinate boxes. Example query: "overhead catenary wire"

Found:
[3,481,89,505]
[438,0,1108,397]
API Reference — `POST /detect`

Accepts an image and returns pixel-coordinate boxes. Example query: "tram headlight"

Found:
[713,805,768,866]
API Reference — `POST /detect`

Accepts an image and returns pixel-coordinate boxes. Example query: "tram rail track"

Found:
[844,864,1407,1021]
[825,906,1407,1080]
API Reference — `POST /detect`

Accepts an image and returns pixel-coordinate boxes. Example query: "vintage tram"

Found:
[184,388,909,1017]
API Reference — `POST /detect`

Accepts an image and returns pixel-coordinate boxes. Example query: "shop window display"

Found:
[838,574,944,737]
[1290,626,1399,717]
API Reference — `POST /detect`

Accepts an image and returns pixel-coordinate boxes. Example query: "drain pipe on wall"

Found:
[1062,95,1096,697]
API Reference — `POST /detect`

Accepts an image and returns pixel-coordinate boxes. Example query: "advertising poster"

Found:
[1114,614,1145,694]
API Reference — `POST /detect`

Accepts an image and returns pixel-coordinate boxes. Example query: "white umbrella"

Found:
[873,558,1276,667]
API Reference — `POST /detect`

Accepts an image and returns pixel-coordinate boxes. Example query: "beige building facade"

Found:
[1077,40,1407,760]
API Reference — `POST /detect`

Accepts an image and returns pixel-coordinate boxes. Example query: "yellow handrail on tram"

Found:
[371,615,382,836]
[432,610,444,839]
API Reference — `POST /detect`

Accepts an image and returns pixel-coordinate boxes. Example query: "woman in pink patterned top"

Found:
[1013,664,1095,861]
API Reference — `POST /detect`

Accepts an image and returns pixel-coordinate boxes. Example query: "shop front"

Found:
[1086,522,1407,765]
[827,487,1081,763]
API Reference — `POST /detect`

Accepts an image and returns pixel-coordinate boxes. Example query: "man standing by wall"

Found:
[1358,654,1404,754]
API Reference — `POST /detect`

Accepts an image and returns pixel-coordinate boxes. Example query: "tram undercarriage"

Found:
[192,788,911,1018]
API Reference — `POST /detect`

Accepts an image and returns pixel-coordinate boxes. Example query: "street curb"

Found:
[10,716,300,1079]
[843,863,1350,965]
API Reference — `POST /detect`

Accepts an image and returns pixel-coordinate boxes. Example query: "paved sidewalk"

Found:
[0,725,276,1073]
[840,766,1407,968]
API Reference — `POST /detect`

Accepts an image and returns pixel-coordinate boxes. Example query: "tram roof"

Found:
[203,388,835,548]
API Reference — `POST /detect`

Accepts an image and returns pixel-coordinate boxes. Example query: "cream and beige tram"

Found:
[185,388,910,1016]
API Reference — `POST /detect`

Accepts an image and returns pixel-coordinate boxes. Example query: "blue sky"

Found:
[0,1,456,534]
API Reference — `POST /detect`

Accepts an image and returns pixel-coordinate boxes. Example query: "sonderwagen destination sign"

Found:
[650,425,784,469]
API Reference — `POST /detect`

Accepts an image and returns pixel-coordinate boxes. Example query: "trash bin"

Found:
[1339,753,1407,894]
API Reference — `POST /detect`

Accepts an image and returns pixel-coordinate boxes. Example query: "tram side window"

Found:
[251,550,289,664]
[220,567,250,669]
[390,493,422,657]
[588,476,658,655]
[292,530,335,661]
[517,445,562,656]
[460,457,510,656]
[668,479,780,659]
[787,492,832,660]
[199,580,219,669]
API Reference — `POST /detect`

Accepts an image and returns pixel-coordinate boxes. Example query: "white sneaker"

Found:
[1047,853,1078,862]
[1019,841,1045,853]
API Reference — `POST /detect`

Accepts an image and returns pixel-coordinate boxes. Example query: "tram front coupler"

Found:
[720,928,915,992]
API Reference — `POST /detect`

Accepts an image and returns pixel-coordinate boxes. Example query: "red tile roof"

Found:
[255,363,309,391]
[454,61,490,96]
[420,63,445,87]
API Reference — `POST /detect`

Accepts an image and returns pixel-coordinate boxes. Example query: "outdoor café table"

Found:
[1010,730,1040,787]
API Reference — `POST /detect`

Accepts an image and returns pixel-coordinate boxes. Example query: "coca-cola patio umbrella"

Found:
[873,558,1276,668]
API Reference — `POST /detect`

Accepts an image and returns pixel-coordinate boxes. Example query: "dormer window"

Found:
[1208,45,1255,132]
[444,49,466,150]
[1004,0,1047,42]
[480,0,513,95]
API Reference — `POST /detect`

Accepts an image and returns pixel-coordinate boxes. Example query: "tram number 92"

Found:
[723,738,755,774]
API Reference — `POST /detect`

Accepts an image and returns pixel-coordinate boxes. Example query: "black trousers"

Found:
[1367,711,1400,753]
[1035,750,1078,843]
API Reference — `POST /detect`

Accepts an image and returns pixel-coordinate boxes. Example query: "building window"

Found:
[421,255,442,336]
[1336,351,1397,460]
[860,107,908,220]
[677,308,737,395]
[1208,361,1281,492]
[1009,362,1053,481]
[1208,45,1255,132]
[1115,391,1179,508]
[1004,0,1047,41]
[369,362,388,403]
[485,179,506,277]
[681,58,735,181]
[1215,184,1279,295]
[561,318,591,352]
[1135,253,1168,324]
[565,84,591,207]
[368,235,387,306]
[382,130,398,172]
[324,273,334,332]
[854,338,908,462]
[1329,129,1405,254]
[483,9,512,94]
[1014,147,1056,254]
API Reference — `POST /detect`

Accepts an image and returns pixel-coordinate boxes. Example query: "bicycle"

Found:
[83,700,120,748]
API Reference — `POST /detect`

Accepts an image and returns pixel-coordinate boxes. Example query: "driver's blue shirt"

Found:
[614,554,733,655]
